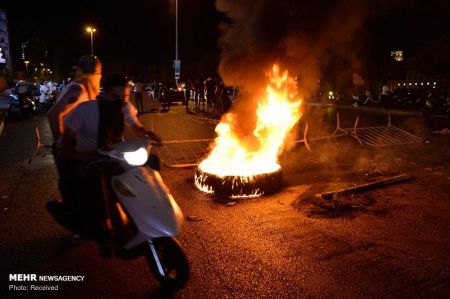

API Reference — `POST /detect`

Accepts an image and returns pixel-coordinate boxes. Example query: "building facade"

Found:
[0,9,12,72]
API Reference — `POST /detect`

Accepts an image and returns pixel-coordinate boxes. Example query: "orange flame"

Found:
[198,64,302,178]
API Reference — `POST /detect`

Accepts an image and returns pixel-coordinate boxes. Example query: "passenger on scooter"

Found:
[48,55,102,140]
[60,73,162,255]
[47,55,102,241]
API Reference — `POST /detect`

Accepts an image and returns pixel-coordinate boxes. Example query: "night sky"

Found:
[2,0,450,82]
[2,0,223,79]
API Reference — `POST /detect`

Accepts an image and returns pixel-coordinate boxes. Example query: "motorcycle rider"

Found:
[60,73,162,256]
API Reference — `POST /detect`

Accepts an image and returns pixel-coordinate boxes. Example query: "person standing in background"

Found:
[133,80,144,115]
[379,84,391,111]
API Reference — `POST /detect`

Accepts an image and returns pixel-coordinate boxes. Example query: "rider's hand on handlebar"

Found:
[144,131,163,146]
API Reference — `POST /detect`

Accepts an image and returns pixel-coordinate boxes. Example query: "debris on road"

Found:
[318,174,414,200]
[225,201,237,207]
[432,128,450,135]
[186,215,203,222]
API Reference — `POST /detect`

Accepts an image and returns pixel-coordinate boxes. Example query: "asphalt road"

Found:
[1,103,449,298]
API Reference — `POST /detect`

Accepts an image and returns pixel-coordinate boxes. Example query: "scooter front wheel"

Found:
[145,237,189,289]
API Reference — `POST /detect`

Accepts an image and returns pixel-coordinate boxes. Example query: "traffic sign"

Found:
[173,59,181,77]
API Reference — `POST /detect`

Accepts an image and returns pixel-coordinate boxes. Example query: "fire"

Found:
[197,64,302,180]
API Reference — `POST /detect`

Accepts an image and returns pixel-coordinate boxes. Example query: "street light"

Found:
[175,0,178,62]
[86,26,97,56]
[24,60,30,78]
[174,0,180,85]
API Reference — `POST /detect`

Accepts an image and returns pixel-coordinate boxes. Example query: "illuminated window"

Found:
[390,51,404,62]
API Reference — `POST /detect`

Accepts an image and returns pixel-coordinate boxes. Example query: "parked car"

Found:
[166,82,186,104]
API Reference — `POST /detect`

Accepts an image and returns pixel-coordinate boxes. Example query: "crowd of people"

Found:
[128,77,238,117]
[310,86,450,116]
[132,81,174,113]
[183,77,238,116]
[9,79,71,114]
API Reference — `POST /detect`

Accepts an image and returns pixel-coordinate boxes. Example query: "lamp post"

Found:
[24,60,30,78]
[174,0,180,85]
[175,0,178,63]
[86,26,97,56]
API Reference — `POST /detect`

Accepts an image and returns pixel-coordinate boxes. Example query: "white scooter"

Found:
[97,139,189,289]
[33,132,189,289]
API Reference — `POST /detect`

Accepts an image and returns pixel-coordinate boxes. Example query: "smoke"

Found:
[213,0,421,192]
[214,0,404,158]
[215,0,399,98]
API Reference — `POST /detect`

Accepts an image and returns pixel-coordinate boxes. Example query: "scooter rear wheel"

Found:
[145,237,189,289]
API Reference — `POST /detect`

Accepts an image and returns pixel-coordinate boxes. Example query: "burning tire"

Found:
[195,167,283,198]
[193,65,300,199]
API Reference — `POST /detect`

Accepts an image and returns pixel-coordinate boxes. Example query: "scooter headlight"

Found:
[123,147,148,166]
